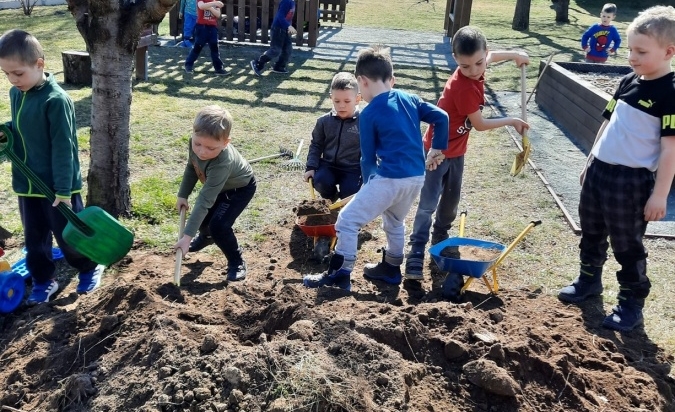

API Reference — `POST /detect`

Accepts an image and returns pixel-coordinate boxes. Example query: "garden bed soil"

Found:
[295,199,331,216]
[0,219,674,412]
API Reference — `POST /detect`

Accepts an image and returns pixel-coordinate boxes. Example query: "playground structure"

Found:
[169,0,348,48]
[444,0,473,37]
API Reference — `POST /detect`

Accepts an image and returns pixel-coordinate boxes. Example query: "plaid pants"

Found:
[578,159,654,300]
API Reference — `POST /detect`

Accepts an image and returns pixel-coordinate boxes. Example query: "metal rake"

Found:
[281,139,306,171]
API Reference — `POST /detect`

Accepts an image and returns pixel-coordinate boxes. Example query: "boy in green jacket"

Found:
[0,29,104,304]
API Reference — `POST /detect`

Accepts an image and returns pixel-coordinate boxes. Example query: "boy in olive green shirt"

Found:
[174,105,256,281]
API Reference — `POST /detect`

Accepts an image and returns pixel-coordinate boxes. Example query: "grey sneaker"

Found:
[215,68,230,76]
[184,65,194,74]
[404,252,424,280]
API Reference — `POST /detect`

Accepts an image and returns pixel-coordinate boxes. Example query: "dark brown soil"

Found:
[0,219,674,411]
[297,213,336,226]
[296,199,331,216]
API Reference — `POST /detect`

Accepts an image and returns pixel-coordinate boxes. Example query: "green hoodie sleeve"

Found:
[46,93,78,198]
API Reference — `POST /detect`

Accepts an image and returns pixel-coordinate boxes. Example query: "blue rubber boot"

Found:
[363,249,403,285]
[558,263,603,303]
[602,298,644,332]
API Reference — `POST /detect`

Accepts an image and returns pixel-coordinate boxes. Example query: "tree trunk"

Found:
[67,0,176,217]
[87,45,134,216]
[553,0,570,23]
[512,0,531,31]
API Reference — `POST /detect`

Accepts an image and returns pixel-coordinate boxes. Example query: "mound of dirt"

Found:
[0,220,673,411]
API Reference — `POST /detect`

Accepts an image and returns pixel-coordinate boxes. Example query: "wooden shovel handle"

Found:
[521,65,527,122]
[328,194,354,210]
[174,207,187,286]
[308,178,316,200]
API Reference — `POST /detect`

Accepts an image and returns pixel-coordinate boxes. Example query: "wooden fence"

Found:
[444,0,473,37]
[169,0,347,47]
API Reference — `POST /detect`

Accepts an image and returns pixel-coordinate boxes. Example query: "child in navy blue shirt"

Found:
[303,45,449,291]
[250,0,296,75]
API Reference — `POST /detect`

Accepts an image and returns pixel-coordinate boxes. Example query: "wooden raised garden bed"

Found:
[535,61,631,152]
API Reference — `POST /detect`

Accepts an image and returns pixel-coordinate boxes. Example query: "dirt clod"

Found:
[463,359,521,397]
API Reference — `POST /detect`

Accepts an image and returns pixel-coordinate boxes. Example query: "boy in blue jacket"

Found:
[0,30,104,304]
[303,45,448,291]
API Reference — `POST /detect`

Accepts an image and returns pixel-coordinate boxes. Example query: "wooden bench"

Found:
[63,26,157,85]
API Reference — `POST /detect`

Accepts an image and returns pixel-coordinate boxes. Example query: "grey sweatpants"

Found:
[335,174,425,261]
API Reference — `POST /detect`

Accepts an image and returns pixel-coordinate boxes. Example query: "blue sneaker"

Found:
[27,280,59,305]
[303,270,351,291]
[250,60,262,76]
[303,253,352,291]
[77,265,105,294]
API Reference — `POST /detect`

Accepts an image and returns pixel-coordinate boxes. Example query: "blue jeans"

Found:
[408,155,464,254]
[185,24,223,70]
[255,26,293,70]
[313,162,361,200]
[18,195,97,283]
[199,177,256,265]
[183,13,197,40]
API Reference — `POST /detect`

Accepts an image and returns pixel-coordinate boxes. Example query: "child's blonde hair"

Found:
[627,5,675,47]
[330,72,358,93]
[0,29,44,65]
[193,105,233,142]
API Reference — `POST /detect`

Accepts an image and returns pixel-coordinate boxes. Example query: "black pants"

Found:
[18,195,97,284]
[200,177,257,265]
[578,159,653,300]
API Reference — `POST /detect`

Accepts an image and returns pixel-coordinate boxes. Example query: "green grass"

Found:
[1,1,674,352]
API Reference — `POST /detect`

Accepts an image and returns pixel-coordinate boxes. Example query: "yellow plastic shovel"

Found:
[511,65,531,176]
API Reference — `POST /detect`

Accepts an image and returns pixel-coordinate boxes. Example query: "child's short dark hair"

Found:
[452,26,487,57]
[628,5,675,47]
[0,29,44,65]
[193,105,233,142]
[330,72,358,92]
[354,45,393,83]
[602,3,617,15]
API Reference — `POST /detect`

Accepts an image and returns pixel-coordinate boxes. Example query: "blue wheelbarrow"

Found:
[0,247,63,313]
[429,212,541,295]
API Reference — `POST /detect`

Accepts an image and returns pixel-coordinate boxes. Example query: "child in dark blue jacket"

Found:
[250,0,296,75]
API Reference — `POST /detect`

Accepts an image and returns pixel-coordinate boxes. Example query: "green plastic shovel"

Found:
[0,125,133,266]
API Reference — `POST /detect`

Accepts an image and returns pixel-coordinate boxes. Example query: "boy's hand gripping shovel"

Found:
[511,65,531,176]
[0,125,133,266]
[174,207,187,286]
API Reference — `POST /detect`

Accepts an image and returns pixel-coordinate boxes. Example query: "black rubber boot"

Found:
[364,249,403,285]
[558,263,603,303]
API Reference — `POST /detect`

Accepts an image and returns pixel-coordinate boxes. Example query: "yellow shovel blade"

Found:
[510,134,531,176]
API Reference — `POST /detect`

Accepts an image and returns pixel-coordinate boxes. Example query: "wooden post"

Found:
[307,0,318,47]
[62,50,92,86]
[249,0,258,43]
[261,0,270,43]
[295,0,306,46]
[237,0,246,42]
[225,0,234,41]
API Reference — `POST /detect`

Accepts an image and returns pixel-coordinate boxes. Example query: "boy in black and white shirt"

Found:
[558,5,675,332]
